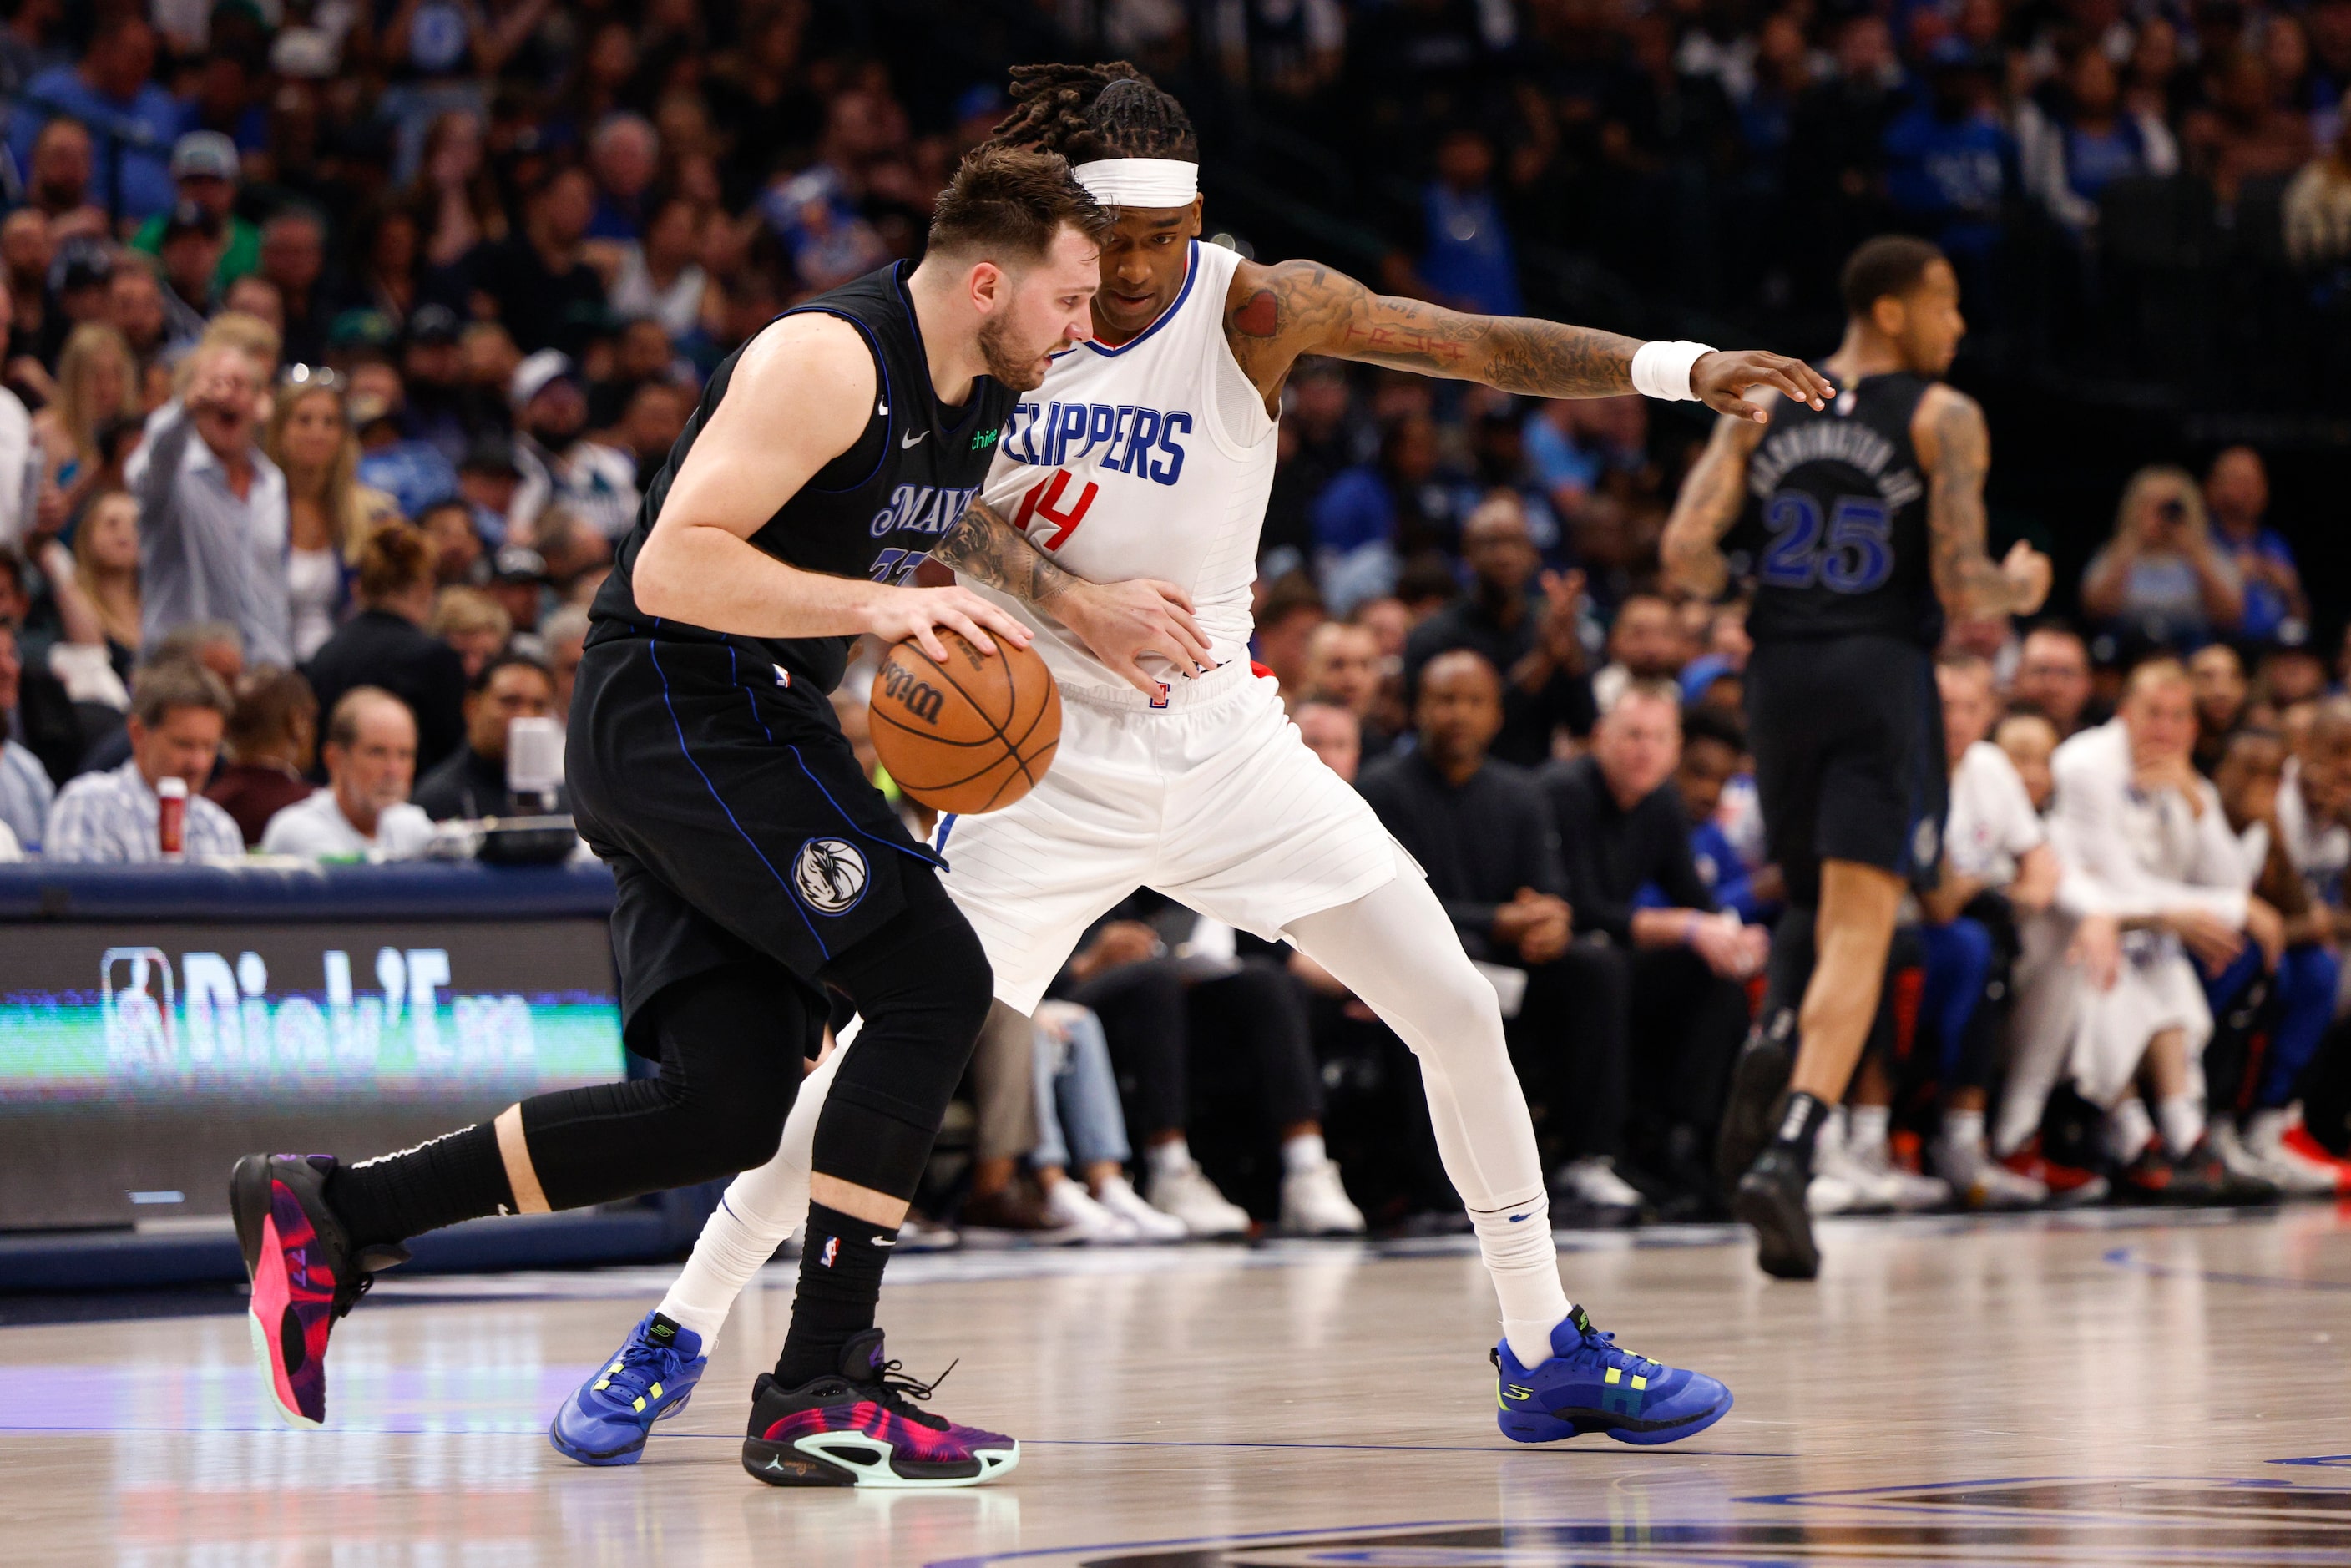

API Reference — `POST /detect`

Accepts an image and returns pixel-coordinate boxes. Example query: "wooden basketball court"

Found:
[4,1206,2348,1565]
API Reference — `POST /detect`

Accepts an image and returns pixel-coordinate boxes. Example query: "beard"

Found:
[977,311,1055,392]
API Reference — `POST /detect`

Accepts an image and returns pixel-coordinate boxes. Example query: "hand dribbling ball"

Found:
[868,631,1061,812]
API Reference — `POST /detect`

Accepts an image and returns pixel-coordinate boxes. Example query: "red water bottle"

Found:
[157,776,187,862]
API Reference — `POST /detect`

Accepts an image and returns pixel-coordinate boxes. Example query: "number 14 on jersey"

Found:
[1013,470,1099,552]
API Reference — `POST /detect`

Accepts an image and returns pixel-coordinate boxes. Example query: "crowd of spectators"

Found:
[0,3,2343,1241]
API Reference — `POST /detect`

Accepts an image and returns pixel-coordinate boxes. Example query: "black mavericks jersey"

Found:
[1739,369,1940,649]
[589,263,1015,693]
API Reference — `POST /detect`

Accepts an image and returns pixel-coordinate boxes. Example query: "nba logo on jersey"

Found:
[820,1236,840,1269]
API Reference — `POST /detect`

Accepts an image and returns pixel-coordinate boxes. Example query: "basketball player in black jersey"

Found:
[227,145,1210,1477]
[1662,236,2052,1279]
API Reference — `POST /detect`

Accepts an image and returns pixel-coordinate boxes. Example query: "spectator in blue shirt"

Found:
[1643,705,1776,925]
[8,14,184,224]
[2204,446,2307,645]
[1416,128,1523,317]
[1884,51,2018,259]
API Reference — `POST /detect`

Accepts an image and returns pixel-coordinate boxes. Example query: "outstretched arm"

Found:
[1224,258,1833,419]
[935,499,1215,695]
[1661,411,1767,599]
[1915,386,2051,620]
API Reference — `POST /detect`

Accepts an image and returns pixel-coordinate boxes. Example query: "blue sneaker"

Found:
[549,1312,708,1465]
[1493,1306,1732,1447]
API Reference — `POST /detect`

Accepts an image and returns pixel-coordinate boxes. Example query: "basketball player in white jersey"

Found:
[550,63,1835,1483]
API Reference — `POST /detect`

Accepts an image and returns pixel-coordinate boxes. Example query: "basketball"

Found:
[868,630,1062,813]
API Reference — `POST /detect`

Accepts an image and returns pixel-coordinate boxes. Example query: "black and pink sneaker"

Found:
[228,1155,406,1429]
[741,1328,1019,1489]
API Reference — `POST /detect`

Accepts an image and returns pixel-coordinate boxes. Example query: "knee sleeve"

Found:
[813,882,995,1198]
[519,964,807,1209]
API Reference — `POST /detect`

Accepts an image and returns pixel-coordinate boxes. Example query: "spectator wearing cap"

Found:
[486,546,549,637]
[131,131,260,291]
[350,369,462,523]
[507,350,640,544]
[205,665,318,846]
[45,660,245,863]
[262,686,434,862]
[154,201,226,320]
[36,239,114,367]
[260,207,331,367]
[134,326,290,667]
[457,434,521,549]
[19,118,107,239]
[8,15,184,223]
[412,652,566,821]
[304,523,468,773]
[468,165,609,358]
[398,304,476,465]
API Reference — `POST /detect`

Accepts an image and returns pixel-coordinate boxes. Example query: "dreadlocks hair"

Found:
[993,62,1200,164]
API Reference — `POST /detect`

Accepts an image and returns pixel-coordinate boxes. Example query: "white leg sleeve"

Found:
[1285,852,1570,1364]
[653,1033,847,1356]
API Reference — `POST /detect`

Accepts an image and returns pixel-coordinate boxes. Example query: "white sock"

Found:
[1943,1107,1986,1154]
[1148,1136,1192,1176]
[1848,1103,1892,1158]
[2106,1099,2156,1164]
[1281,1130,1327,1174]
[650,1036,847,1357]
[2157,1095,2206,1158]
[1471,1191,1573,1367]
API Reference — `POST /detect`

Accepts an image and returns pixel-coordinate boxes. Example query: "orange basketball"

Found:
[868,630,1061,813]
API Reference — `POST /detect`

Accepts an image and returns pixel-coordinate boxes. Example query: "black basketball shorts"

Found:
[568,632,949,1052]
[1743,633,1946,909]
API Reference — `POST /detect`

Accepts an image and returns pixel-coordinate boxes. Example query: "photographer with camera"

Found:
[2081,466,2246,650]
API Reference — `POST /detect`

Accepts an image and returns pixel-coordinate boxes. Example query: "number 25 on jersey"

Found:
[1760,492,1893,594]
[1014,470,1099,552]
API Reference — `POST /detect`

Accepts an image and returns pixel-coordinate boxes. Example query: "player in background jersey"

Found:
[549,63,1833,1477]
[1661,236,2053,1279]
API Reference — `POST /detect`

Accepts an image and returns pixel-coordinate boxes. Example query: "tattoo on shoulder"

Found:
[935,499,1077,607]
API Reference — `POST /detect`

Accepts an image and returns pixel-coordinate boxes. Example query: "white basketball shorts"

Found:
[932,658,1403,1014]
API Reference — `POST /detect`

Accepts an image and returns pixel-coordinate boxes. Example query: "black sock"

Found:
[1768,1090,1833,1174]
[325,1122,514,1252]
[775,1202,894,1386]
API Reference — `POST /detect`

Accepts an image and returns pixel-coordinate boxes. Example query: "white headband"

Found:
[1072,157,1198,209]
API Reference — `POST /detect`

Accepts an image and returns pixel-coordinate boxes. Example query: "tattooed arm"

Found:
[1661,411,1768,599]
[1915,385,2051,620]
[935,498,1216,695]
[1222,258,1833,418]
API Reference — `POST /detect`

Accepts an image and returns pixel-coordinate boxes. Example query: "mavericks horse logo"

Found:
[793,837,868,914]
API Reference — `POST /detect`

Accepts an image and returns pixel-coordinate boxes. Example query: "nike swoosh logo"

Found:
[872,1237,896,1247]
[901,430,926,448]
[1508,1212,1532,1222]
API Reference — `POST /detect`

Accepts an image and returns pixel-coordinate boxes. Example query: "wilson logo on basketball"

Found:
[878,661,947,726]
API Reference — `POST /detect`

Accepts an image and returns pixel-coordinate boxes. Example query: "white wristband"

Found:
[1630,340,1714,402]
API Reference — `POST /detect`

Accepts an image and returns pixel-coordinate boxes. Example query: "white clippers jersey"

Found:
[969,240,1275,692]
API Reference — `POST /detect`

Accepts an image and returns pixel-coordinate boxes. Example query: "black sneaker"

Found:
[1732,1144,1819,1280]
[1716,1012,1794,1204]
[741,1328,1019,1489]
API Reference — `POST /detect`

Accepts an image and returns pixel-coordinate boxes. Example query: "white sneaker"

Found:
[1931,1134,2046,1210]
[2222,1115,2338,1196]
[1094,1172,1188,1242]
[1839,1136,1951,1212]
[1146,1156,1251,1238]
[1807,1166,1868,1215]
[1552,1156,1644,1220]
[1279,1158,1367,1235]
[1041,1176,1140,1242]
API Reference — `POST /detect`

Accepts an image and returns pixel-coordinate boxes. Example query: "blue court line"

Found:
[2101,1245,2351,1292]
